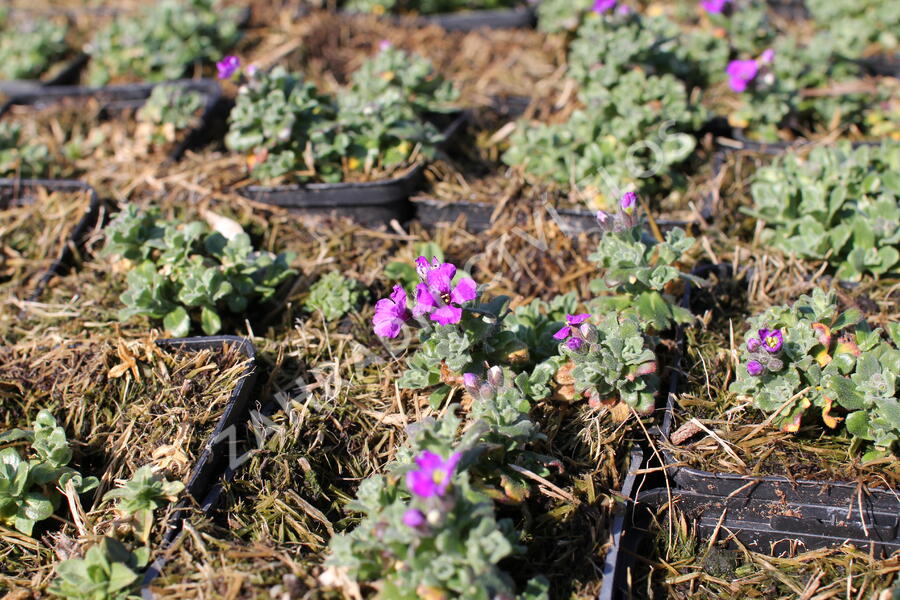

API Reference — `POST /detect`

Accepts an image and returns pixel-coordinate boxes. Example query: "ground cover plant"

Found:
[0,337,250,596]
[84,0,241,85]
[223,45,458,183]
[0,1,898,598]
[0,86,212,179]
[0,8,70,81]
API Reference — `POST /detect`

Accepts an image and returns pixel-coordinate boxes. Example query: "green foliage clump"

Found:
[0,123,51,179]
[102,205,296,337]
[85,0,240,86]
[563,312,660,414]
[103,466,184,542]
[535,0,593,33]
[730,289,900,460]
[0,410,99,536]
[588,206,696,331]
[326,392,547,600]
[806,0,898,56]
[304,271,367,321]
[748,141,900,281]
[48,537,149,600]
[0,12,68,80]
[136,84,205,148]
[225,48,456,183]
[344,0,520,16]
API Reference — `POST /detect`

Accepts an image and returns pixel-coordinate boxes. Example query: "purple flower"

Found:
[462,372,478,388]
[620,192,638,215]
[593,0,617,13]
[373,285,411,338]
[566,338,586,351]
[379,39,392,51]
[758,328,783,353]
[700,0,730,13]
[406,451,461,499]
[616,3,632,14]
[403,508,425,528]
[747,337,761,352]
[726,59,759,93]
[216,56,240,80]
[553,313,591,340]
[596,210,610,226]
[760,48,775,64]
[746,360,764,376]
[412,258,477,326]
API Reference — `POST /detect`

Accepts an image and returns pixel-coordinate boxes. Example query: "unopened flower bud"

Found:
[487,366,503,388]
[580,323,598,343]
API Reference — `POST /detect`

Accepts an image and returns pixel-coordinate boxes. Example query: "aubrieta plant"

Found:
[0,11,68,80]
[0,410,99,536]
[85,0,240,86]
[0,123,50,179]
[103,205,295,337]
[103,465,185,543]
[805,0,898,57]
[224,47,455,183]
[374,257,531,397]
[748,140,900,281]
[730,289,899,460]
[304,271,367,321]
[589,193,697,331]
[48,537,149,600]
[556,311,660,413]
[325,402,548,600]
[135,84,205,149]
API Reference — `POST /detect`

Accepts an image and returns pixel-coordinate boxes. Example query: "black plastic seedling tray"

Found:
[598,447,646,600]
[0,53,88,96]
[656,264,899,527]
[342,4,536,31]
[0,178,101,300]
[414,196,701,234]
[240,111,468,223]
[141,335,258,593]
[0,79,222,163]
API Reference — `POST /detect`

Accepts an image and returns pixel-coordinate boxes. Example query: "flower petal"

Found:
[450,277,477,304]
[412,283,437,317]
[430,305,462,326]
[567,313,591,325]
[553,326,571,340]
[426,262,456,294]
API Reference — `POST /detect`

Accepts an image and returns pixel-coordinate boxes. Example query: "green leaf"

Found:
[163,306,190,337]
[845,410,873,440]
[200,305,222,335]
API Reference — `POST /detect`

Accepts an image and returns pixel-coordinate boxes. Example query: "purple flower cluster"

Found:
[554,313,592,352]
[726,49,775,93]
[216,55,240,80]
[700,0,731,14]
[745,327,784,376]
[406,451,461,498]
[372,257,477,338]
[596,192,641,233]
[593,0,632,14]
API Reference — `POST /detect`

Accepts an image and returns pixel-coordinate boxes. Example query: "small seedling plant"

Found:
[0,9,69,80]
[135,84,205,150]
[0,123,51,179]
[48,537,149,600]
[805,0,898,58]
[85,0,240,86]
[326,368,549,600]
[731,288,900,460]
[224,46,457,183]
[0,410,99,536]
[103,465,184,543]
[304,271,367,321]
[102,205,296,337]
[589,194,697,331]
[747,141,900,281]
